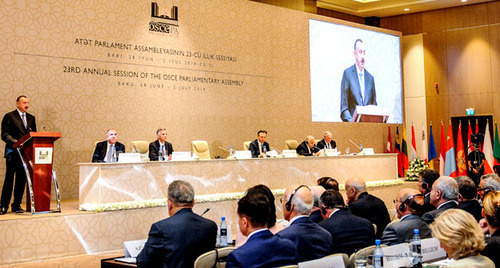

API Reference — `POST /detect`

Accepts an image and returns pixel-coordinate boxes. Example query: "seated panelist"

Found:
[317,131,337,150]
[92,129,125,162]
[296,135,320,156]
[249,130,270,158]
[149,128,173,161]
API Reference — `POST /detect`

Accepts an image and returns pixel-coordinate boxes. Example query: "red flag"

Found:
[476,119,482,151]
[467,121,473,154]
[456,123,467,176]
[395,127,403,177]
[411,124,417,161]
[402,127,409,171]
[483,120,494,174]
[439,121,446,175]
[386,125,393,153]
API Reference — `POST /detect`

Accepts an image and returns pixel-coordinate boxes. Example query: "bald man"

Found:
[381,188,431,245]
[276,185,332,263]
[296,136,320,156]
[346,177,390,238]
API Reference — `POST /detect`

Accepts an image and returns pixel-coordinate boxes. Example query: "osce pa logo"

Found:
[149,2,179,34]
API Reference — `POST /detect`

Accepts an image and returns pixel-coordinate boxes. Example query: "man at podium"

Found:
[1,95,37,214]
[92,129,125,162]
[340,39,377,122]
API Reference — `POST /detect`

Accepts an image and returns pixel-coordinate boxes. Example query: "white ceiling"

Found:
[317,0,495,18]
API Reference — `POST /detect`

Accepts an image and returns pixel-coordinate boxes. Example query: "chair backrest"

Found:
[194,247,235,268]
[299,253,348,268]
[130,140,149,154]
[285,140,299,150]
[243,141,251,150]
[347,244,387,268]
[314,139,321,146]
[191,140,211,160]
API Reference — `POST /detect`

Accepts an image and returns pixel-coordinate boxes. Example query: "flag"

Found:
[494,122,500,166]
[428,124,437,169]
[411,124,417,161]
[439,121,446,176]
[395,126,403,177]
[467,121,473,154]
[444,123,457,177]
[456,122,467,176]
[476,119,482,151]
[421,125,428,162]
[386,125,392,153]
[402,126,409,171]
[483,120,494,174]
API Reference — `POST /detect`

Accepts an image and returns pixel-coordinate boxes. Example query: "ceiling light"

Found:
[404,8,410,11]
[461,0,467,2]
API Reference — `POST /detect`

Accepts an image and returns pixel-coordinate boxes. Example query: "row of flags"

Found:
[387,120,500,178]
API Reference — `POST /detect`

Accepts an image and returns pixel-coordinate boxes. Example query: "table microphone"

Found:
[201,208,210,216]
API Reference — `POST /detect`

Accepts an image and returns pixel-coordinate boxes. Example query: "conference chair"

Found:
[194,247,235,268]
[130,140,150,161]
[314,139,321,146]
[243,141,251,150]
[347,244,387,268]
[284,140,299,150]
[191,140,211,160]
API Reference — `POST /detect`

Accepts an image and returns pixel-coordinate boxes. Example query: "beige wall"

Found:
[0,0,401,200]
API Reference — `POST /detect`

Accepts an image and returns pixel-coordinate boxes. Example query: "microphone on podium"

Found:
[218,146,230,153]
[201,208,210,217]
[348,139,361,151]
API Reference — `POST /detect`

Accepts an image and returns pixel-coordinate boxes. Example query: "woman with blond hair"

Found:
[481,191,500,266]
[430,209,494,267]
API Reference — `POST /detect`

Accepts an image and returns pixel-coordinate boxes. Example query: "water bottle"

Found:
[360,144,363,153]
[324,145,327,155]
[159,148,164,161]
[262,145,267,158]
[410,229,422,267]
[373,239,383,268]
[220,216,228,246]
[112,146,117,162]
[229,146,234,156]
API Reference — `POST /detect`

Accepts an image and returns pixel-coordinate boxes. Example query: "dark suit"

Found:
[296,141,319,156]
[91,141,125,162]
[340,64,376,122]
[482,230,500,267]
[1,110,36,208]
[309,209,323,224]
[226,229,298,268]
[381,214,431,246]
[421,201,458,224]
[459,199,482,222]
[137,208,217,268]
[348,192,391,239]
[148,140,173,161]
[319,209,375,256]
[276,216,332,262]
[248,139,269,158]
[317,139,336,150]
[422,193,434,214]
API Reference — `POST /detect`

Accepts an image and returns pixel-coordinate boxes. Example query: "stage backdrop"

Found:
[0,0,401,200]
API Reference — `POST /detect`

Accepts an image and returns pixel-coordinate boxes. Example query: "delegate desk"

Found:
[79,154,397,208]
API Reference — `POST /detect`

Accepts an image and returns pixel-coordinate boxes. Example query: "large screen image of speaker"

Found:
[309,19,403,123]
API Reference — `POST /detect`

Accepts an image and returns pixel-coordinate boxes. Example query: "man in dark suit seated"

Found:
[316,131,337,150]
[226,191,298,267]
[309,186,326,223]
[381,188,431,245]
[1,95,37,214]
[296,136,320,156]
[248,130,270,158]
[137,180,217,268]
[91,129,125,162]
[418,168,440,214]
[345,177,390,239]
[318,190,375,256]
[421,176,459,224]
[276,185,332,263]
[149,128,173,161]
[456,176,482,222]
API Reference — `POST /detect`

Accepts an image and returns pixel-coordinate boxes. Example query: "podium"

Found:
[13,132,62,214]
[351,105,389,123]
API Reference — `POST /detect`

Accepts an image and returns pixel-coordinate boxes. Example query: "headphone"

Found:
[398,194,424,212]
[421,181,429,191]
[285,185,310,211]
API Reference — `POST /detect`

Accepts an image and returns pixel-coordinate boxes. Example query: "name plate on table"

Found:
[234,150,252,159]
[282,150,298,158]
[382,243,411,268]
[324,148,338,156]
[118,153,142,163]
[171,151,192,161]
[298,253,345,268]
[421,238,446,262]
[114,239,147,263]
[34,147,53,164]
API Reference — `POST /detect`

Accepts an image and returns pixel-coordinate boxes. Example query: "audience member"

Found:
[296,135,320,156]
[248,130,270,158]
[276,185,332,262]
[137,180,217,268]
[92,129,125,162]
[317,177,339,191]
[418,168,440,213]
[430,209,494,267]
[318,190,375,256]
[478,174,500,201]
[481,191,500,267]
[149,128,173,161]
[309,186,326,223]
[456,176,482,222]
[381,188,431,245]
[422,176,459,224]
[235,184,284,247]
[316,131,337,150]
[345,177,390,238]
[226,192,298,267]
